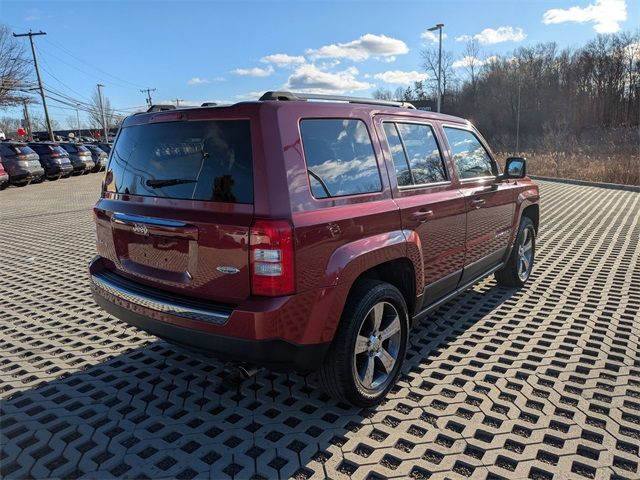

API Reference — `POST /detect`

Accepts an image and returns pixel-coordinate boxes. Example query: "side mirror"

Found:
[504,157,526,179]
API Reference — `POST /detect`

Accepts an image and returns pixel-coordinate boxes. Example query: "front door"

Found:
[441,125,516,284]
[375,117,467,305]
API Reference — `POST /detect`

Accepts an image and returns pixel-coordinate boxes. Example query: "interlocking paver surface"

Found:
[1,174,639,480]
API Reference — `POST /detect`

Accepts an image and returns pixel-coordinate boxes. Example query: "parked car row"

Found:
[0,141,111,189]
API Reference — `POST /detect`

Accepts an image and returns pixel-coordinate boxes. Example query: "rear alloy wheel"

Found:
[495,216,536,287]
[319,280,409,406]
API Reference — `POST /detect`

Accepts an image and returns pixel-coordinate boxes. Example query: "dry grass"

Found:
[498,151,640,186]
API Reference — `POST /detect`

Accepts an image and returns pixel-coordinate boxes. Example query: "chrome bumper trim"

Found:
[90,272,230,325]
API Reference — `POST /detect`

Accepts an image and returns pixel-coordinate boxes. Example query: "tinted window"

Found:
[106,120,253,203]
[31,145,52,154]
[383,122,447,186]
[60,144,77,153]
[10,145,36,155]
[383,123,413,187]
[443,127,495,179]
[300,119,381,198]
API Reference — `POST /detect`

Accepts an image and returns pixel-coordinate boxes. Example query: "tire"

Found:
[0,183,8,190]
[318,279,409,406]
[495,216,536,287]
[14,181,29,187]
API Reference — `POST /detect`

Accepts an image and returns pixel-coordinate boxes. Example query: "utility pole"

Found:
[140,88,156,107]
[97,83,109,142]
[427,23,445,113]
[173,98,183,107]
[22,99,33,141]
[76,103,82,138]
[13,30,55,141]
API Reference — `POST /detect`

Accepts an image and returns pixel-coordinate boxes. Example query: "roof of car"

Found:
[128,91,469,128]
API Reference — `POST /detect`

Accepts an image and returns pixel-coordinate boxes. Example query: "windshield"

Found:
[106,120,253,203]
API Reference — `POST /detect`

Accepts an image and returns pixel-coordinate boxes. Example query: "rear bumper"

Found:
[72,160,94,173]
[89,256,335,371]
[9,167,44,183]
[47,164,74,176]
[0,173,8,184]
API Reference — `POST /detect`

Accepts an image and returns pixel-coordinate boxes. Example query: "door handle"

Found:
[411,209,434,223]
[470,198,486,209]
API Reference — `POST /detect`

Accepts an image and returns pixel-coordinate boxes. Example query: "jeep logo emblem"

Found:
[132,224,149,236]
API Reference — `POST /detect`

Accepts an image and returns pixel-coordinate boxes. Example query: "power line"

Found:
[42,37,146,89]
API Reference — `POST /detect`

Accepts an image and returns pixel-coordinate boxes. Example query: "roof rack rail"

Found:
[259,91,416,109]
[146,104,176,112]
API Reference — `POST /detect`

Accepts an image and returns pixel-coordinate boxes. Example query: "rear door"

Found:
[95,114,255,304]
[375,116,466,304]
[441,125,515,284]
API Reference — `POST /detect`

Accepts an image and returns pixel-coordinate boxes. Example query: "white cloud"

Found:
[232,65,274,77]
[542,0,627,33]
[260,53,306,67]
[374,70,429,84]
[456,26,526,44]
[187,77,210,85]
[306,33,409,62]
[421,30,448,44]
[285,64,372,93]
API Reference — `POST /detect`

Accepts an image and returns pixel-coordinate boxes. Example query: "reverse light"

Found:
[250,219,295,296]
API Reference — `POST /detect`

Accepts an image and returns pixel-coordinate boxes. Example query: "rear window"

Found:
[76,145,90,153]
[60,144,77,153]
[300,119,381,199]
[106,120,253,203]
[54,146,68,155]
[11,145,36,155]
[31,144,53,154]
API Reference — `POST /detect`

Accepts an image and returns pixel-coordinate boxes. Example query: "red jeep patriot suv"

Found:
[90,91,539,406]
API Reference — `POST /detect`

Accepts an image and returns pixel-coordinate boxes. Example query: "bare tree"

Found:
[88,87,123,131]
[462,39,484,95]
[0,25,31,107]
[421,47,456,107]
[371,88,393,100]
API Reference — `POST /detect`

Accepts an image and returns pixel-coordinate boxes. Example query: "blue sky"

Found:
[2,0,638,127]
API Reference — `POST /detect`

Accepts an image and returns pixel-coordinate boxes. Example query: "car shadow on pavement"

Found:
[1,281,519,479]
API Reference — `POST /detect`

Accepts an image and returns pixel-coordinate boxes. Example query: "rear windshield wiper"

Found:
[146,178,197,188]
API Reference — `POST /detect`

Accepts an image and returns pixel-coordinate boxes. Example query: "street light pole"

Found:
[427,23,445,113]
[97,83,108,141]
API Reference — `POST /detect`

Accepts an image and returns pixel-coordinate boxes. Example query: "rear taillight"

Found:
[250,219,295,296]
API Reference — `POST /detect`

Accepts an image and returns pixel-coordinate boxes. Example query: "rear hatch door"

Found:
[95,112,255,304]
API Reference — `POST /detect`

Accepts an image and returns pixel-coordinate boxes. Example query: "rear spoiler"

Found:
[147,105,176,112]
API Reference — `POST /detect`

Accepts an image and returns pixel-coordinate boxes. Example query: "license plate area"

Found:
[111,218,199,285]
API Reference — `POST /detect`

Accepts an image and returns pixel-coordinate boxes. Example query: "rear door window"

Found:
[300,118,381,199]
[382,122,447,187]
[106,120,253,203]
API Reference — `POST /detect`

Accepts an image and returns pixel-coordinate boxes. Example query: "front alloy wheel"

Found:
[495,216,536,287]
